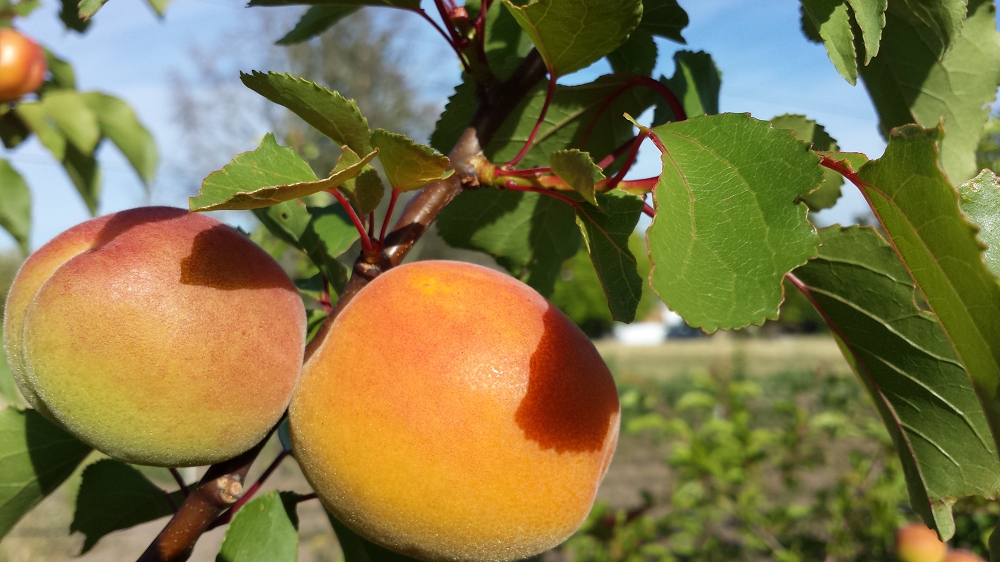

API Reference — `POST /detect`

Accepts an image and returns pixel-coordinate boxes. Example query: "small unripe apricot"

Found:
[0,28,47,103]
[290,261,620,562]
[4,207,306,466]
[897,523,947,562]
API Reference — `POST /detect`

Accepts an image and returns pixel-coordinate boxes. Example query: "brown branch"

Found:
[135,49,546,562]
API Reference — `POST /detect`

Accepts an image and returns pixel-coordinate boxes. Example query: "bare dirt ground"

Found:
[0,335,850,562]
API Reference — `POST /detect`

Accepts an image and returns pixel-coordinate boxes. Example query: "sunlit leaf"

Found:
[0,159,32,255]
[81,92,158,188]
[958,169,1000,277]
[770,114,843,211]
[217,491,299,562]
[276,5,359,45]
[647,113,821,332]
[550,149,603,206]
[371,129,451,191]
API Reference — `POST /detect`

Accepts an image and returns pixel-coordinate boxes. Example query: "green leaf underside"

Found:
[636,0,688,44]
[801,0,858,84]
[0,408,91,540]
[433,75,657,174]
[254,201,356,293]
[190,134,377,212]
[241,71,372,156]
[60,0,90,32]
[898,0,969,48]
[770,114,843,211]
[277,5,360,45]
[858,0,1000,185]
[81,92,158,188]
[437,189,581,297]
[41,91,100,156]
[327,511,421,562]
[370,129,451,191]
[78,0,109,18]
[795,226,1000,539]
[217,491,299,562]
[648,113,822,332]
[607,30,657,76]
[501,0,643,76]
[958,169,1000,278]
[339,167,385,216]
[856,124,1000,458]
[43,49,77,90]
[71,460,185,553]
[0,159,32,254]
[549,149,604,205]
[848,0,888,62]
[654,50,721,125]
[575,191,645,322]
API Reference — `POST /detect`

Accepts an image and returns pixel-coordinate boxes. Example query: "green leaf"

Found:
[276,5,359,45]
[0,408,91,540]
[0,345,27,410]
[958,169,1000,278]
[63,142,101,215]
[42,91,100,155]
[794,226,1000,539]
[371,129,451,191]
[60,0,90,31]
[217,491,299,562]
[847,0,888,62]
[607,30,657,76]
[241,71,373,156]
[0,109,31,150]
[254,201,357,293]
[550,149,604,206]
[464,0,534,80]
[800,0,858,84]
[856,124,1000,463]
[78,0,109,19]
[654,50,721,125]
[636,0,688,44]
[0,159,32,255]
[11,0,41,16]
[858,0,1000,184]
[896,0,968,48]
[71,459,185,553]
[437,189,581,296]
[144,0,171,16]
[327,510,421,562]
[501,0,643,76]
[15,102,67,160]
[81,92,158,188]
[575,191,644,322]
[42,49,76,90]
[770,114,843,211]
[248,0,418,7]
[190,134,377,212]
[647,113,821,332]
[339,167,384,216]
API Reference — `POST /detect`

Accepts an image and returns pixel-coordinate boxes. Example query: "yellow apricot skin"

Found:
[290,260,620,562]
[4,207,306,467]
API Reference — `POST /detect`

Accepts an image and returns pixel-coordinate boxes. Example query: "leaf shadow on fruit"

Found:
[180,225,291,290]
[514,306,618,453]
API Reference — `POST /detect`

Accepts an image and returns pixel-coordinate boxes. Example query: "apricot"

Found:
[290,260,620,562]
[3,207,306,466]
[0,28,46,103]
[897,523,948,562]
[944,550,986,562]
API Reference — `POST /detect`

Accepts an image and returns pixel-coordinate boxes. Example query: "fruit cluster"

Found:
[4,207,620,561]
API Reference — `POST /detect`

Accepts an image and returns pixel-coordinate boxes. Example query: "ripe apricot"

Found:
[290,260,620,562]
[897,523,947,562]
[4,207,306,466]
[944,550,986,562]
[0,28,47,103]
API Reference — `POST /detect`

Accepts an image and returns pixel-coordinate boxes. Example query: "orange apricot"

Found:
[897,523,948,562]
[0,28,47,103]
[290,260,620,562]
[4,207,306,466]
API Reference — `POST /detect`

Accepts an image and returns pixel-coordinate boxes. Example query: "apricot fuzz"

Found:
[4,207,306,466]
[290,260,620,562]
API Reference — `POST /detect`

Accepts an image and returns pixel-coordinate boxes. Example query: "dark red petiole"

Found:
[328,189,375,253]
[380,189,401,243]
[504,179,578,207]
[505,71,557,169]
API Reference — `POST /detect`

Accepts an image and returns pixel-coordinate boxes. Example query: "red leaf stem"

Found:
[618,177,659,191]
[413,8,471,73]
[602,131,648,189]
[207,451,290,530]
[433,0,463,44]
[504,179,578,207]
[380,189,401,243]
[643,202,655,217]
[596,136,636,169]
[328,189,375,253]
[495,167,552,177]
[578,76,686,150]
[504,71,557,169]
[168,468,190,498]
[367,212,375,240]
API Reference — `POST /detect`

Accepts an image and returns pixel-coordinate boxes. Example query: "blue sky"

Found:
[3,0,938,250]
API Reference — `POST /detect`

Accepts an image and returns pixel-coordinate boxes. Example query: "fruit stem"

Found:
[208,450,289,530]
